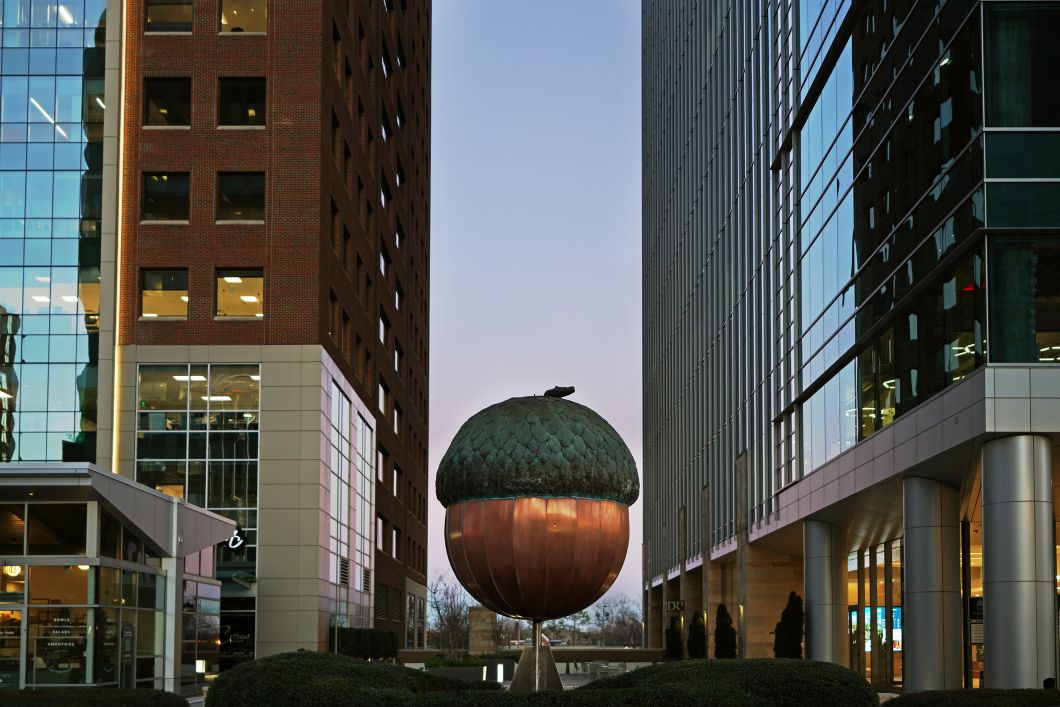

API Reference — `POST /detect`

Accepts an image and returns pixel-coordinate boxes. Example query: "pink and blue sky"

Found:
[429,0,643,602]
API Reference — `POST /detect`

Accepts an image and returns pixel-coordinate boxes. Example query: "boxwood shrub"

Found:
[888,689,1060,706]
[4,688,186,706]
[205,650,499,707]
[579,659,877,707]
[205,651,878,706]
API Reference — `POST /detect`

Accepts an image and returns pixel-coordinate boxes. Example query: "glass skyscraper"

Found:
[643,0,1060,691]
[0,0,106,463]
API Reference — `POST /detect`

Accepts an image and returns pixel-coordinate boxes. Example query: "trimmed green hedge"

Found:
[204,650,499,707]
[580,659,877,707]
[4,688,185,706]
[888,689,1060,706]
[205,651,877,706]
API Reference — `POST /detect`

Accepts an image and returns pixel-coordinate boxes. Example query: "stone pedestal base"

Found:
[509,646,562,693]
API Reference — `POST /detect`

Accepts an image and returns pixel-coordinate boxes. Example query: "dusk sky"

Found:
[429,0,643,602]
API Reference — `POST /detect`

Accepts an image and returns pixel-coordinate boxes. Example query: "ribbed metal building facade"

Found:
[644,0,1060,690]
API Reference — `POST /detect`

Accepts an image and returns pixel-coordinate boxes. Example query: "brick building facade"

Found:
[111,0,431,659]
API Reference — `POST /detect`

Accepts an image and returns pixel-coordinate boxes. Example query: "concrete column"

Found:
[982,435,1057,689]
[903,476,962,691]
[803,520,848,665]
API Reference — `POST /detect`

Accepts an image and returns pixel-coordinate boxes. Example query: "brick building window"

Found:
[218,78,265,127]
[141,172,190,222]
[215,269,263,318]
[144,78,191,127]
[220,0,267,33]
[216,172,265,222]
[146,0,192,33]
[141,269,188,319]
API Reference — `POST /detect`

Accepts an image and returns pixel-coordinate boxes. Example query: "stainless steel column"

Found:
[803,520,848,665]
[903,476,962,690]
[982,435,1057,689]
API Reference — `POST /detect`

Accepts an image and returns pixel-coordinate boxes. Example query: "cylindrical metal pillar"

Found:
[803,520,848,665]
[982,435,1057,689]
[903,476,962,691]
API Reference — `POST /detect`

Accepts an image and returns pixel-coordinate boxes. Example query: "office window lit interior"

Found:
[220,0,267,33]
[215,269,263,318]
[141,269,188,319]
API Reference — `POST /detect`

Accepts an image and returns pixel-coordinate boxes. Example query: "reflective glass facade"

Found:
[0,0,107,464]
[643,0,1060,610]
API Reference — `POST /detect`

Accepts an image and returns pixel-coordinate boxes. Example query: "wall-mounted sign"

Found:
[223,528,247,553]
[667,600,685,612]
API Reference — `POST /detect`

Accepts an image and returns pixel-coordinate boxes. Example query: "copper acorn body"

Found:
[436,393,638,621]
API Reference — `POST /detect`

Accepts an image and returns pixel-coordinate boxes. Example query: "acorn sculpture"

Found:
[436,387,639,691]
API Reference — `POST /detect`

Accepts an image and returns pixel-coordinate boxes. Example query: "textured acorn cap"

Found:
[435,395,639,507]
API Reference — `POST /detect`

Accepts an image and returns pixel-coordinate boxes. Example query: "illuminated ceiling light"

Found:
[242,413,254,419]
[2,565,21,577]
[224,276,243,283]
[29,97,68,139]
[250,375,260,381]
[57,4,74,24]
[34,276,50,282]
[31,295,50,303]
[202,395,232,402]
[77,564,89,571]
[62,295,79,302]
[159,108,168,114]
[142,312,158,318]
[173,375,206,382]
[180,295,189,302]
[95,97,105,110]
[254,312,264,318]
[247,108,257,117]
[240,295,258,302]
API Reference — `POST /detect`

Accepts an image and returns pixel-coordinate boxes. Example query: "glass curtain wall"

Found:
[134,364,258,670]
[796,0,986,479]
[0,0,107,463]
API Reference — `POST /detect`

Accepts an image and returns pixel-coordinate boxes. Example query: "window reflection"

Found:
[26,504,86,555]
[990,237,1060,363]
[145,0,192,33]
[802,249,983,473]
[141,172,190,222]
[985,2,1060,127]
[0,0,106,464]
[216,173,264,222]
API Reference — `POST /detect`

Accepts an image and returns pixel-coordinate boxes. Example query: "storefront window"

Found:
[0,505,25,555]
[26,504,86,555]
[848,539,902,687]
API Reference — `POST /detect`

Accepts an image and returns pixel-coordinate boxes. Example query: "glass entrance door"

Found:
[0,610,21,689]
